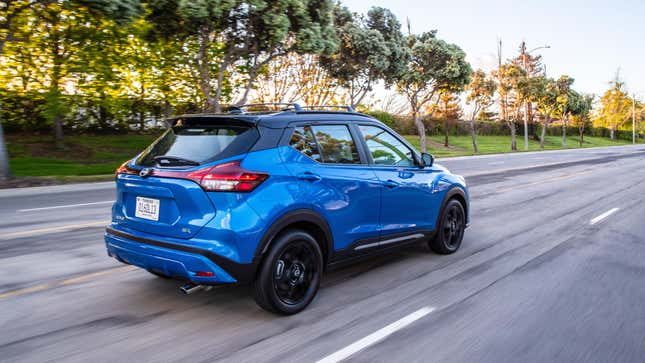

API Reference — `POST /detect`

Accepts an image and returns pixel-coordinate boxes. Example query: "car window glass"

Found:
[290,126,322,162]
[310,125,360,164]
[359,125,414,166]
[136,123,257,167]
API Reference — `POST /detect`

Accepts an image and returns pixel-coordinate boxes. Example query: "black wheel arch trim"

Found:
[254,209,335,264]
[438,187,468,227]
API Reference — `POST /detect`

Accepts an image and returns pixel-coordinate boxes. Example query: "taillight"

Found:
[189,161,268,192]
[115,160,137,175]
[152,161,268,192]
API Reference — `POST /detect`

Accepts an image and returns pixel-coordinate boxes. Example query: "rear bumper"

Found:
[105,227,258,285]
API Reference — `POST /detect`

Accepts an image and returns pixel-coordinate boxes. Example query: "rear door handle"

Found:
[383,179,400,189]
[297,172,322,182]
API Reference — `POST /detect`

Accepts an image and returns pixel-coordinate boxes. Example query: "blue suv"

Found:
[105,104,469,314]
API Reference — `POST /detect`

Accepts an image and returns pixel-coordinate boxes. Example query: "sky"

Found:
[344,0,645,97]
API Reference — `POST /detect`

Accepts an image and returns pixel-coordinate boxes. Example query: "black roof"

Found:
[167,107,379,129]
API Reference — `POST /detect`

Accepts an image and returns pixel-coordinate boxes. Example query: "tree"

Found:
[465,69,495,153]
[569,92,594,147]
[396,31,471,153]
[253,53,340,106]
[494,63,527,150]
[555,75,575,146]
[530,75,572,149]
[147,0,337,112]
[595,75,632,139]
[319,6,406,109]
[429,90,461,147]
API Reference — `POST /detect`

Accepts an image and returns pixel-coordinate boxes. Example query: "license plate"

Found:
[135,196,160,221]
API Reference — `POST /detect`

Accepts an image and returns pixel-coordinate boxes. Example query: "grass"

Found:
[3,132,634,179]
[6,134,160,177]
[403,134,633,158]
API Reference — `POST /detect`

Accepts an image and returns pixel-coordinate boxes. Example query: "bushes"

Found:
[365,111,635,142]
[0,89,182,134]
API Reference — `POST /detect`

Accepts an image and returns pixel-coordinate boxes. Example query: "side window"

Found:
[310,125,361,164]
[290,126,321,162]
[359,125,414,166]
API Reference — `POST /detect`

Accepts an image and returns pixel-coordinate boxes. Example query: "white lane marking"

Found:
[590,208,620,225]
[488,161,505,165]
[0,220,109,239]
[317,307,435,363]
[17,200,114,213]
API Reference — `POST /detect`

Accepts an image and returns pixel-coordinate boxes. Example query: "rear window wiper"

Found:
[153,156,200,167]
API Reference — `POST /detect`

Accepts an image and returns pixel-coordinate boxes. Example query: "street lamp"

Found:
[521,43,551,150]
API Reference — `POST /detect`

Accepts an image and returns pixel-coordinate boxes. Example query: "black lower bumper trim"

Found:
[105,227,258,285]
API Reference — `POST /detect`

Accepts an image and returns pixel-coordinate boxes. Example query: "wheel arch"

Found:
[255,209,334,267]
[437,187,469,228]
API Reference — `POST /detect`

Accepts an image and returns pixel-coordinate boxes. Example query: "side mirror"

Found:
[421,153,434,168]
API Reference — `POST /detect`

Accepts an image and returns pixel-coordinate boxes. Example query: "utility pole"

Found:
[520,42,550,150]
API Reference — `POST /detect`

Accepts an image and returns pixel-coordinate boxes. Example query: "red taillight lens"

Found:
[151,161,268,192]
[115,160,136,175]
[195,271,214,277]
[189,161,268,192]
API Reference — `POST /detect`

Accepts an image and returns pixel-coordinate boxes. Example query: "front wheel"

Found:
[254,230,323,315]
[428,199,465,254]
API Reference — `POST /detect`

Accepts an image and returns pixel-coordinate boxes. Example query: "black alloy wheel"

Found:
[429,199,465,254]
[254,230,322,315]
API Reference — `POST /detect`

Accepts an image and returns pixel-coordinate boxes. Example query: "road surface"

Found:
[1,144,645,362]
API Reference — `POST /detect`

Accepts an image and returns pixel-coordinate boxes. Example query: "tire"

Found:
[254,230,323,315]
[428,199,466,254]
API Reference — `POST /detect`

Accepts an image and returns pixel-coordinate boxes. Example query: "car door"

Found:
[357,124,443,237]
[280,123,381,251]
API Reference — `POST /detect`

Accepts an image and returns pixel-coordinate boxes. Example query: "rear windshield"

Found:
[135,121,258,167]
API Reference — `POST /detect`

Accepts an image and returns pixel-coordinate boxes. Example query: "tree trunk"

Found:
[414,111,427,153]
[610,128,615,140]
[196,26,216,113]
[54,114,64,145]
[562,119,567,147]
[540,116,548,150]
[510,122,517,151]
[579,126,584,147]
[444,120,449,147]
[470,119,478,153]
[139,109,145,131]
[0,101,11,180]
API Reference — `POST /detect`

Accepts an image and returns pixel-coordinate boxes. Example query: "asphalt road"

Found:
[1,144,645,362]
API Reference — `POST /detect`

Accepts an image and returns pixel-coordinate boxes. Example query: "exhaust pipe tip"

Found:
[180,283,204,295]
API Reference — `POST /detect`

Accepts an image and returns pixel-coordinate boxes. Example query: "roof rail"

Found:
[300,105,355,113]
[228,103,303,114]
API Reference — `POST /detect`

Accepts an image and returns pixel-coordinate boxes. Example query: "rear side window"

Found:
[289,126,322,162]
[136,122,258,167]
[290,125,360,164]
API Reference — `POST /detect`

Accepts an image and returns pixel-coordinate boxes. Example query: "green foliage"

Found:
[395,30,471,152]
[319,6,406,108]
[364,110,397,129]
[593,76,633,137]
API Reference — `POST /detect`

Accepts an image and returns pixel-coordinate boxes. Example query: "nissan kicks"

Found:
[105,103,469,315]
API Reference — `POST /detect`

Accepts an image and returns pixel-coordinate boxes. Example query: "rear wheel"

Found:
[254,230,323,315]
[428,199,465,254]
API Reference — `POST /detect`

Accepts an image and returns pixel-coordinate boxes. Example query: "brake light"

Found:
[149,161,268,192]
[188,161,268,192]
[115,160,137,175]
